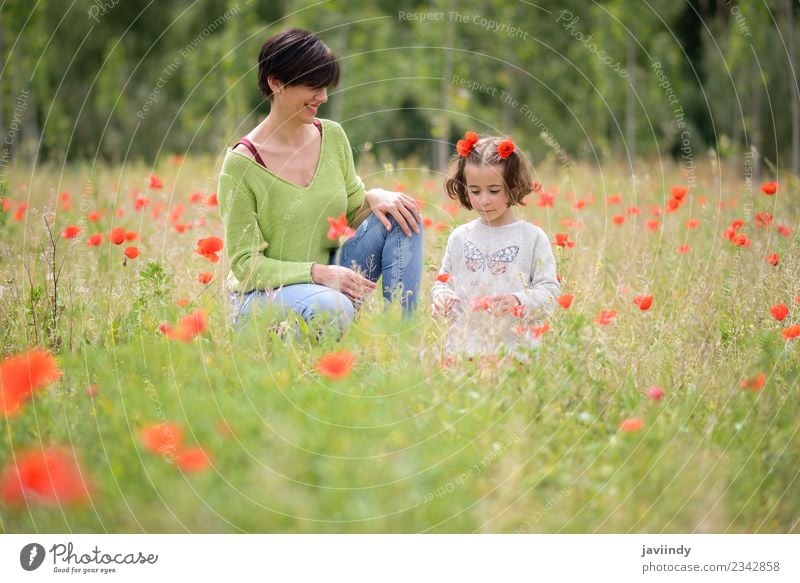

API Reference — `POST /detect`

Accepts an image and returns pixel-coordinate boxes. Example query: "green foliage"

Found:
[1,0,797,168]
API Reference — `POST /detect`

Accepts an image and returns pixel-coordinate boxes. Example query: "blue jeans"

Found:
[230,212,423,334]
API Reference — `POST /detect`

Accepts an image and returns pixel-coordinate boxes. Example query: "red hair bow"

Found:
[456,131,479,157]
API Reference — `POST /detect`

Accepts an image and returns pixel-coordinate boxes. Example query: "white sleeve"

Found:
[512,230,560,318]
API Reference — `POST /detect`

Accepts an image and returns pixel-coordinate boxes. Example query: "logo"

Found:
[20,543,46,571]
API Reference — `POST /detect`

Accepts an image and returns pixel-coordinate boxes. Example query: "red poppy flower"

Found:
[0,349,62,418]
[685,218,700,229]
[731,233,750,247]
[572,199,587,211]
[61,225,82,239]
[532,182,543,193]
[189,192,204,204]
[176,447,211,472]
[326,213,356,241]
[471,296,492,312]
[626,206,641,215]
[677,244,690,254]
[619,417,644,432]
[556,294,573,309]
[754,211,773,229]
[174,224,191,234]
[497,139,515,159]
[13,202,28,221]
[770,304,789,321]
[765,253,779,266]
[140,422,184,455]
[124,231,138,241]
[148,175,163,190]
[175,298,189,308]
[594,310,617,325]
[777,224,792,238]
[612,215,626,225]
[530,322,549,338]
[169,204,185,223]
[607,194,622,205]
[760,181,777,195]
[161,309,207,342]
[108,227,126,245]
[195,236,224,263]
[436,273,451,283]
[782,324,800,340]
[670,186,688,199]
[537,191,555,208]
[87,210,103,222]
[316,350,356,380]
[633,295,653,311]
[124,246,139,259]
[509,304,526,319]
[134,196,150,211]
[554,233,575,248]
[422,217,433,228]
[0,447,91,506]
[739,373,766,392]
[432,222,447,231]
[197,272,213,284]
[649,205,663,216]
[207,193,218,207]
[646,386,664,401]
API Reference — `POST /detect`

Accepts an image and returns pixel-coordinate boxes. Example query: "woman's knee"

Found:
[302,288,355,328]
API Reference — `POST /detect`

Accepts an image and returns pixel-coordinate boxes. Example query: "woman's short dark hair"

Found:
[258,28,341,99]
[444,136,533,210]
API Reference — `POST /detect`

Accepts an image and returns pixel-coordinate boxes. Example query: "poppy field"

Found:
[0,156,798,533]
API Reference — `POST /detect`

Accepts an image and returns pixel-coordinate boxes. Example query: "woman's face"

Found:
[277,83,328,123]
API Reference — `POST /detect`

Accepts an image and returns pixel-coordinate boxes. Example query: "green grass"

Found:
[0,156,798,533]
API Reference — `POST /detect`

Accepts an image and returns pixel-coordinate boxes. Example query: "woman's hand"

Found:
[365,188,423,236]
[311,263,377,303]
[432,292,461,316]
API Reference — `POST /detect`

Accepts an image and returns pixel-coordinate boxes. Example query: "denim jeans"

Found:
[230,212,423,334]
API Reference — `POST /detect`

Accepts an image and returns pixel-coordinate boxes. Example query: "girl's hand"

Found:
[488,294,521,316]
[433,292,461,316]
[311,263,377,303]
[365,188,422,236]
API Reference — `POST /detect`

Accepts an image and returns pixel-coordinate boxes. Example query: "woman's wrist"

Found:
[310,262,326,283]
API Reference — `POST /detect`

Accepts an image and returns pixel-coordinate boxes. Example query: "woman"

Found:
[218,28,423,334]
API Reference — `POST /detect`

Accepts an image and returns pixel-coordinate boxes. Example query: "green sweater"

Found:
[217,119,366,293]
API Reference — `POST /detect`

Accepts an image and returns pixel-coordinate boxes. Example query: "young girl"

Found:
[431,132,560,360]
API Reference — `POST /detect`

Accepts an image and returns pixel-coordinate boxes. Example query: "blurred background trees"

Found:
[0,0,797,177]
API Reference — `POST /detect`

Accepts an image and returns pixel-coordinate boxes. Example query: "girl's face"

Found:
[273,81,328,123]
[464,163,516,227]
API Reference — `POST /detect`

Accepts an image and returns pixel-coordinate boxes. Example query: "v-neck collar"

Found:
[228,119,326,190]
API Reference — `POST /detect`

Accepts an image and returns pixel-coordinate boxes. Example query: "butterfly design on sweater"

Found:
[464,241,520,275]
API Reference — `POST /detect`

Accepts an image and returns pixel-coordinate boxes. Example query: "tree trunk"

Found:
[435,0,456,171]
[786,0,800,176]
[331,26,348,123]
[625,36,637,164]
[751,58,762,183]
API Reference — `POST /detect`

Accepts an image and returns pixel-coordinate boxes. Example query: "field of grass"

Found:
[0,155,798,533]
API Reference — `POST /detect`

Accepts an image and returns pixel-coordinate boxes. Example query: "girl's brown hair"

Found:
[444,136,532,210]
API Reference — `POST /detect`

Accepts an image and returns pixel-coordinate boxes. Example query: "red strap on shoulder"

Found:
[232,138,268,169]
[313,119,323,134]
